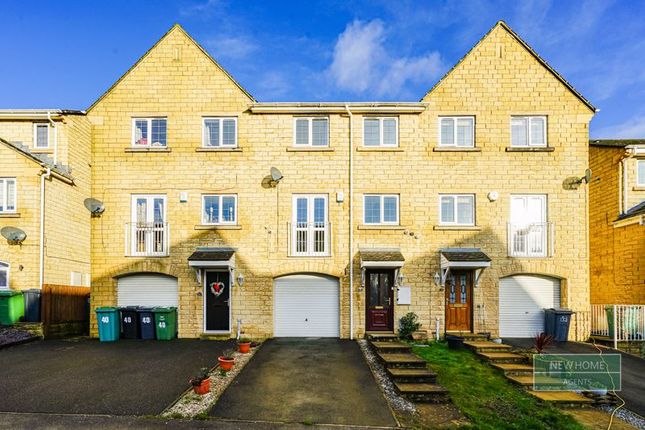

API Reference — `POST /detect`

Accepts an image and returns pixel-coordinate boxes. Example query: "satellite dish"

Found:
[270,167,283,183]
[1,226,27,244]
[84,198,105,217]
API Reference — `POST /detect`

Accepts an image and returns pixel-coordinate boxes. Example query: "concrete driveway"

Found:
[0,338,232,415]
[210,338,397,427]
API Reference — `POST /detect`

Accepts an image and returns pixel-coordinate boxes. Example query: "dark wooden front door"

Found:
[445,271,473,331]
[205,271,230,332]
[366,269,394,331]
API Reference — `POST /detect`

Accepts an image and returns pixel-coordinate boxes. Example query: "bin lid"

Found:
[96,306,118,312]
[119,306,139,310]
[137,307,154,312]
[0,290,23,297]
[153,306,177,312]
[550,308,574,313]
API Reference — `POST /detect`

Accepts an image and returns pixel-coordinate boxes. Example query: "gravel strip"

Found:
[358,339,416,414]
[162,344,260,419]
[598,404,645,430]
[0,328,33,347]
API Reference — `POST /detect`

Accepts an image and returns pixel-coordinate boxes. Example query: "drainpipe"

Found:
[39,167,52,289]
[47,111,58,165]
[345,104,354,340]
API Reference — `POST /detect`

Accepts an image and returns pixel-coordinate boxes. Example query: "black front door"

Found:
[205,271,230,332]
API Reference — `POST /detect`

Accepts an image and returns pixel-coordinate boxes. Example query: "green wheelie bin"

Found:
[95,307,120,342]
[0,290,24,325]
[153,307,177,340]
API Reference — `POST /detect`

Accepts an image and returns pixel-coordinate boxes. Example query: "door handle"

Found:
[387,297,391,306]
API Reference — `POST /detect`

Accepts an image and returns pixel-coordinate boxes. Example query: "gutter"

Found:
[39,167,52,289]
[251,104,426,114]
[345,104,354,340]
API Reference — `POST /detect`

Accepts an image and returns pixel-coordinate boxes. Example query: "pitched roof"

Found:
[589,139,645,148]
[87,24,255,112]
[441,249,491,263]
[0,137,73,181]
[359,248,405,262]
[617,200,645,221]
[421,21,596,113]
[187,248,235,262]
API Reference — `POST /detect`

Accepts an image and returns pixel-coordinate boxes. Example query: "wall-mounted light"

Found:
[433,272,442,290]
[236,272,245,287]
[397,271,404,286]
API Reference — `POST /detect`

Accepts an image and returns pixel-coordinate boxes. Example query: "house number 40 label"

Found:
[101,316,110,324]
[142,317,151,324]
[158,321,166,328]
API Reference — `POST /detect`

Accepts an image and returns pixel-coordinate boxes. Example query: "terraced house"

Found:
[84,20,595,341]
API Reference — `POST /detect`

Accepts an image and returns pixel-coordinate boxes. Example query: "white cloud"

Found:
[205,36,257,60]
[593,115,645,139]
[256,71,290,99]
[180,0,221,17]
[327,19,443,98]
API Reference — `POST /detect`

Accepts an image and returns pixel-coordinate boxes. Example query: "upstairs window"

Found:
[0,262,8,289]
[363,117,398,147]
[440,194,475,226]
[34,123,49,149]
[203,118,237,148]
[202,195,237,225]
[294,117,329,147]
[638,160,645,187]
[439,116,474,147]
[364,194,399,225]
[132,118,167,147]
[511,116,546,147]
[0,178,17,213]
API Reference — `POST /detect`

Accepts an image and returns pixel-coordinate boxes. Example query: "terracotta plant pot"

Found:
[238,342,251,354]
[192,377,211,395]
[218,356,235,371]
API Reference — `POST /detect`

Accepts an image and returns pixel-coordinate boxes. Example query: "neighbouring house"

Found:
[86,20,595,341]
[588,139,645,347]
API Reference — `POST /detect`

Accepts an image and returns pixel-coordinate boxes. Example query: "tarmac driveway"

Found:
[0,338,232,415]
[210,338,397,427]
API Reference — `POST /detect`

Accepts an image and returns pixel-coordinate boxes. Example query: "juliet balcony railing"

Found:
[507,222,553,258]
[125,222,170,257]
[288,222,331,257]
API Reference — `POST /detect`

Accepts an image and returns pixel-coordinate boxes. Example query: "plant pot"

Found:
[192,377,210,395]
[238,342,251,354]
[446,335,464,349]
[491,338,503,344]
[218,356,235,371]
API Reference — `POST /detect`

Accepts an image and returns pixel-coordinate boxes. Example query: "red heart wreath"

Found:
[210,281,226,297]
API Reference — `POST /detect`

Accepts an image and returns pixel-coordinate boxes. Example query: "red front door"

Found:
[445,271,473,331]
[366,269,394,331]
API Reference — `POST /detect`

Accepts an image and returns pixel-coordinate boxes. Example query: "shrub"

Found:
[534,332,554,354]
[189,367,210,386]
[399,312,421,340]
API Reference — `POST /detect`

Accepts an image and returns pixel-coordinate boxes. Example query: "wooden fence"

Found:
[41,284,90,324]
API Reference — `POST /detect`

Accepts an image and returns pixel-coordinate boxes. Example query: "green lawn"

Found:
[412,343,586,430]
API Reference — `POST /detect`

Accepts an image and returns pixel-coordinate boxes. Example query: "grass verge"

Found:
[412,342,586,430]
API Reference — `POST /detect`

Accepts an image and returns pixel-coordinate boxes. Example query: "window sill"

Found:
[0,213,20,218]
[433,225,481,231]
[632,186,645,191]
[358,225,406,230]
[194,225,242,230]
[356,147,403,152]
[32,149,53,154]
[125,147,171,153]
[505,147,555,152]
[286,147,335,152]
[433,147,481,152]
[195,147,243,152]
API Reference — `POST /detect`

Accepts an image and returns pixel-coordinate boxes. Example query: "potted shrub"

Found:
[218,348,236,371]
[189,367,211,395]
[238,337,252,353]
[398,312,421,341]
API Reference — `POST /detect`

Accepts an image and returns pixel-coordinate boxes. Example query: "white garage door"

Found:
[499,275,560,337]
[274,274,339,337]
[117,273,178,307]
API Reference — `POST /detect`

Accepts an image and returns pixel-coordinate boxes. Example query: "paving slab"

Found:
[210,338,396,427]
[0,338,232,415]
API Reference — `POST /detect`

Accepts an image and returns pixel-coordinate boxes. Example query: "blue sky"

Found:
[1,0,644,138]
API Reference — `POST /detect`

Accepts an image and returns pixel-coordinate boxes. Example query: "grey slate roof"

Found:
[617,200,645,221]
[589,139,645,148]
[441,250,491,262]
[187,248,235,261]
[359,249,405,262]
[0,137,73,180]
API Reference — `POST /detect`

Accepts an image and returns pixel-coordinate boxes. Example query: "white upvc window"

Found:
[363,117,398,147]
[132,118,167,147]
[202,194,237,224]
[511,116,547,147]
[0,261,8,289]
[637,160,645,186]
[439,116,474,147]
[363,194,399,225]
[203,117,237,148]
[440,194,475,225]
[33,123,50,149]
[291,194,329,256]
[293,117,329,147]
[0,178,17,213]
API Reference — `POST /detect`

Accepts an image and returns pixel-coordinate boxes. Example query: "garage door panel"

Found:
[274,274,339,338]
[499,275,560,338]
[117,274,178,307]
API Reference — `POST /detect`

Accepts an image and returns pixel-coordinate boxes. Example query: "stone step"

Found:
[376,352,427,369]
[506,375,564,391]
[387,367,437,383]
[370,341,412,353]
[446,332,490,341]
[463,341,512,353]
[529,391,594,406]
[366,331,398,342]
[491,363,534,376]
[394,382,449,403]
[477,351,527,364]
